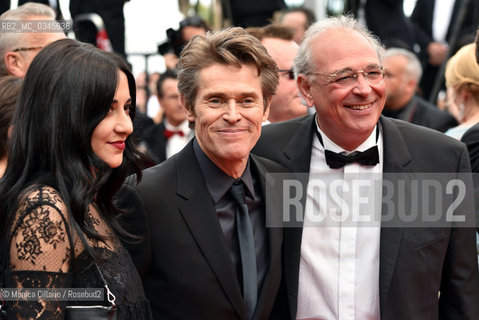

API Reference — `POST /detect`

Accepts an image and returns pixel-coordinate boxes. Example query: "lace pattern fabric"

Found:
[4,185,152,319]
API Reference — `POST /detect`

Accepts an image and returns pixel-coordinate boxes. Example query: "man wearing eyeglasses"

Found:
[253,15,479,319]
[249,24,308,124]
[0,3,65,78]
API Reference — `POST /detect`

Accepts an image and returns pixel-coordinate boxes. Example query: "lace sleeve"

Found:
[5,186,75,319]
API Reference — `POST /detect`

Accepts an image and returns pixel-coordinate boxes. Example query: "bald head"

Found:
[0,3,66,77]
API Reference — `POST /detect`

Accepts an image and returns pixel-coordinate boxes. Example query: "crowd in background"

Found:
[1,1,479,320]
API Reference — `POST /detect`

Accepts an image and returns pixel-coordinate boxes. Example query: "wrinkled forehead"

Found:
[311,28,381,72]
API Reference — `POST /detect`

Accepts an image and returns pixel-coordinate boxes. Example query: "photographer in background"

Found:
[158,16,210,70]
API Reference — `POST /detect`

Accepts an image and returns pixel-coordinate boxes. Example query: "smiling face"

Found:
[186,63,270,177]
[91,71,133,168]
[298,28,386,150]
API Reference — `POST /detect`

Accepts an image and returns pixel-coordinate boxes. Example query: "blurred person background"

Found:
[247,24,308,123]
[382,47,457,132]
[0,2,65,78]
[343,0,416,50]
[410,0,479,103]
[444,42,479,140]
[141,69,193,164]
[278,6,316,44]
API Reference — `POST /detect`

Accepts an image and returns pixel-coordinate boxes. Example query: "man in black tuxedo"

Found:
[120,27,287,319]
[382,47,457,132]
[410,0,479,100]
[345,0,415,50]
[253,15,479,319]
[142,69,192,164]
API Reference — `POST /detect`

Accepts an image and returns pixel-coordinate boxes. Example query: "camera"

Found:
[157,27,184,57]
[158,16,210,58]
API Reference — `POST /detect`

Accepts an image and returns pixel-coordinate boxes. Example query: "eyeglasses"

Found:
[12,46,44,52]
[278,68,295,80]
[309,66,386,87]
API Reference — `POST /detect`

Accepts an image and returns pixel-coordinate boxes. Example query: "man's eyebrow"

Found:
[203,91,260,98]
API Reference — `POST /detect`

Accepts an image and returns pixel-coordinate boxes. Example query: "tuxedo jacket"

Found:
[410,0,479,51]
[462,123,479,231]
[408,95,457,132]
[462,123,479,172]
[410,0,479,98]
[142,121,168,164]
[252,114,479,319]
[384,95,457,133]
[119,140,286,320]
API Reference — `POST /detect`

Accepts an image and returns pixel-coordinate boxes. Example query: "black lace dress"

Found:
[3,185,153,320]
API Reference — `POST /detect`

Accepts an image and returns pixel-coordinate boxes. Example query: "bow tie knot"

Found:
[325,146,379,169]
[164,129,185,139]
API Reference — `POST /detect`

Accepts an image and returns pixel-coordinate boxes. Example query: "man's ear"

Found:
[4,52,27,77]
[405,78,418,95]
[297,74,315,107]
[182,95,195,122]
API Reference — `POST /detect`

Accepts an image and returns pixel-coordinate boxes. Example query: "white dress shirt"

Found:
[296,120,383,320]
[147,95,161,119]
[165,119,192,159]
[433,0,455,42]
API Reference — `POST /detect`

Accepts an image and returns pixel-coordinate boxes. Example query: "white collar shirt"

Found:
[433,0,455,42]
[165,119,192,159]
[296,119,383,320]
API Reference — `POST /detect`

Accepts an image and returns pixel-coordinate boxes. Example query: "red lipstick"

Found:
[110,141,126,150]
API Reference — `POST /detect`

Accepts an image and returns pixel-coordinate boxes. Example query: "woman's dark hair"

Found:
[0,39,142,258]
[0,76,22,160]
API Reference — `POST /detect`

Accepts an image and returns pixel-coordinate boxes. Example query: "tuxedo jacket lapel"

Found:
[250,155,283,320]
[175,143,245,319]
[282,115,315,173]
[378,116,413,311]
[280,115,317,319]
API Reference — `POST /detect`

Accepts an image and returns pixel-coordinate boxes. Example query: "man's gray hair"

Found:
[294,15,384,78]
[0,3,56,76]
[384,47,423,82]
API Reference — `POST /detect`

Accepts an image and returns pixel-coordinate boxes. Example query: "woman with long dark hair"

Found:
[0,38,152,319]
[0,76,22,178]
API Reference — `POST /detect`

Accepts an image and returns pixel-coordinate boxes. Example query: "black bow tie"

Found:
[314,127,380,169]
[325,146,379,169]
